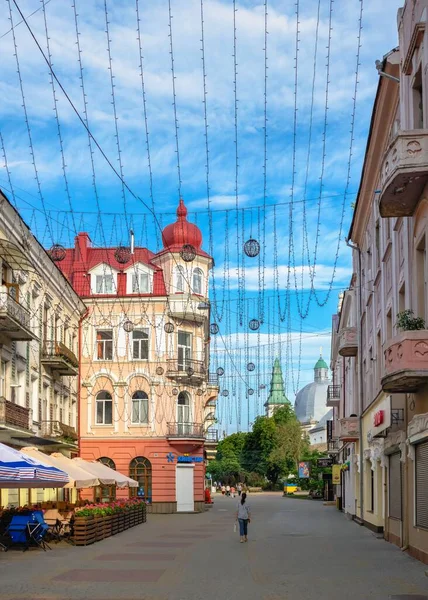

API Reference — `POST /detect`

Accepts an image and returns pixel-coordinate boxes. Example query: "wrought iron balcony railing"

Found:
[0,291,35,341]
[41,341,79,375]
[167,422,204,439]
[0,396,31,430]
[40,420,77,441]
[205,429,219,442]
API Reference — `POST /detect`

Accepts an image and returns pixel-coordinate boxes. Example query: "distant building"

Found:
[308,409,333,451]
[294,355,331,435]
[264,358,289,417]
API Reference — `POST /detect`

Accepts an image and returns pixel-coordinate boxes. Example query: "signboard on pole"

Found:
[332,464,341,485]
[298,461,310,478]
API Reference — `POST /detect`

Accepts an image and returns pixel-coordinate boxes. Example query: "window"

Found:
[388,452,402,520]
[178,391,191,435]
[129,457,152,502]
[375,221,380,270]
[399,283,406,314]
[176,266,185,293]
[416,441,428,529]
[416,235,426,321]
[413,65,424,129]
[177,331,191,370]
[132,272,150,293]
[192,268,203,295]
[131,391,149,424]
[132,329,149,360]
[97,330,113,360]
[0,361,6,397]
[94,457,116,502]
[95,274,114,294]
[96,391,113,425]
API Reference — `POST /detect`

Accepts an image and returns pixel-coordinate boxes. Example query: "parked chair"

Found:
[6,515,31,551]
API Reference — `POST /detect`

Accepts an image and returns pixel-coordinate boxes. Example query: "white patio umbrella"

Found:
[72,458,138,488]
[20,448,99,489]
[0,443,68,488]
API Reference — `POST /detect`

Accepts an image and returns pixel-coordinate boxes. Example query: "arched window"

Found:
[129,456,152,502]
[176,266,185,293]
[131,391,149,424]
[178,391,191,435]
[96,391,112,425]
[192,268,203,294]
[94,457,116,502]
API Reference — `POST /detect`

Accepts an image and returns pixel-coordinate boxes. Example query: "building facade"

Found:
[294,355,331,435]
[58,199,218,513]
[328,0,428,563]
[0,189,86,507]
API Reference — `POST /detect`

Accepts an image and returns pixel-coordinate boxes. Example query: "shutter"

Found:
[389,452,402,519]
[416,441,428,529]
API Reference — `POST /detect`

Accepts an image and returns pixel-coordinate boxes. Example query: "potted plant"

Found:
[396,309,426,331]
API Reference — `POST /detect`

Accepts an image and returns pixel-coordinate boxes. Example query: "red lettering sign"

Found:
[374,410,384,427]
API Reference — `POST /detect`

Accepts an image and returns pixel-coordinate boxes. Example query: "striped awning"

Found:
[0,442,68,489]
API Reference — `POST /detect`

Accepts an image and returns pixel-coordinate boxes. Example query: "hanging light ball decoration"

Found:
[259,384,266,390]
[123,319,134,333]
[222,389,229,397]
[249,319,260,331]
[49,244,66,262]
[244,238,260,258]
[164,322,175,334]
[172,388,179,396]
[156,366,164,376]
[114,245,131,264]
[247,362,255,372]
[180,243,196,262]
[248,388,254,396]
[210,323,219,335]
[196,388,204,396]
[216,367,224,376]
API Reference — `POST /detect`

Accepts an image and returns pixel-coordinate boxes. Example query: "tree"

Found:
[241,416,278,475]
[216,432,247,462]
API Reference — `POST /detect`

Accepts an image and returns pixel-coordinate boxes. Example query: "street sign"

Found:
[317,458,333,468]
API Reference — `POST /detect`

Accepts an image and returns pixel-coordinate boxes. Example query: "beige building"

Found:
[328,0,428,564]
[0,189,86,507]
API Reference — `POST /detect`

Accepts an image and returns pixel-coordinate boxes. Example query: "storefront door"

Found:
[176,464,194,512]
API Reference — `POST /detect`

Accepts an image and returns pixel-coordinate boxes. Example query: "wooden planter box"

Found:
[103,515,112,539]
[117,514,125,533]
[111,513,119,535]
[73,516,96,546]
[94,516,104,542]
[124,513,130,529]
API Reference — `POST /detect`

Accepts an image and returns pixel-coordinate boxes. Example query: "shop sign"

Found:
[166,453,203,464]
[332,464,341,485]
[368,395,391,439]
[317,458,333,468]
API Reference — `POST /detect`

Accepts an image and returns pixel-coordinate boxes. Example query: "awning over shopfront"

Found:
[21,448,99,489]
[72,458,138,488]
[0,443,68,488]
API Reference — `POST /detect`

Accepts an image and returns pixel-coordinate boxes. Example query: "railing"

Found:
[40,420,77,441]
[327,439,340,453]
[0,396,30,430]
[166,358,206,377]
[208,373,219,386]
[327,385,341,401]
[167,422,204,438]
[0,291,31,330]
[43,341,79,368]
[205,429,218,442]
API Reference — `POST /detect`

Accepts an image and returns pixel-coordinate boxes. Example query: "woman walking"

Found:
[236,492,251,543]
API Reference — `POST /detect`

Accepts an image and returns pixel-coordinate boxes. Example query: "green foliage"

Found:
[396,309,426,331]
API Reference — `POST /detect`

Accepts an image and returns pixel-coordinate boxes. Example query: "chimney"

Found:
[74,233,91,265]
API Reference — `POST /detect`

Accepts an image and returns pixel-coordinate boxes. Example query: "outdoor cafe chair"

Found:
[6,515,31,551]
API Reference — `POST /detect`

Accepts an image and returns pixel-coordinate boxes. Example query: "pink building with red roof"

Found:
[58,200,219,513]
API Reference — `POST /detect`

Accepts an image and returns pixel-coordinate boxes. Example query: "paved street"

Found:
[1,494,428,600]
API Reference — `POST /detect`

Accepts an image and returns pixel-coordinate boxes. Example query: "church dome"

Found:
[294,355,331,425]
[162,198,202,251]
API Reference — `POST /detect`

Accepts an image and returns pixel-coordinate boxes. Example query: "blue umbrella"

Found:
[0,442,69,488]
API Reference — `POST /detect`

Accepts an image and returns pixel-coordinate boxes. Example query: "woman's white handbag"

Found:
[234,521,237,533]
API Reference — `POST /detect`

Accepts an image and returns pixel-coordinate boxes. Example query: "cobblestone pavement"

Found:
[1,494,428,600]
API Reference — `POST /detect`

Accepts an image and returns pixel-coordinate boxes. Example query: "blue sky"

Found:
[0,0,403,432]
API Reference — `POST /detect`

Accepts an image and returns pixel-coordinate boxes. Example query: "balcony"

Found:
[168,296,208,324]
[338,326,358,357]
[41,341,79,376]
[166,358,206,385]
[327,385,341,408]
[0,397,31,431]
[205,429,218,443]
[327,439,340,454]
[382,331,428,393]
[167,422,204,441]
[40,420,77,444]
[0,291,36,341]
[338,417,360,442]
[379,130,428,217]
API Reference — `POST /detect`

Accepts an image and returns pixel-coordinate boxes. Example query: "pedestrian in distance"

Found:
[237,483,242,496]
[230,485,236,498]
[236,492,251,543]
[226,484,230,496]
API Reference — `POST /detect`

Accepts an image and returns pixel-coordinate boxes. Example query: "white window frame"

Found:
[0,360,6,397]
[125,263,153,295]
[192,268,203,295]
[131,392,149,424]
[132,272,150,294]
[95,274,114,294]
[176,266,185,293]
[96,392,113,425]
[96,330,113,361]
[132,329,149,360]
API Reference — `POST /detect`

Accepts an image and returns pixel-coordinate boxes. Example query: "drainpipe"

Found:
[401,394,409,551]
[77,307,90,457]
[346,238,364,522]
